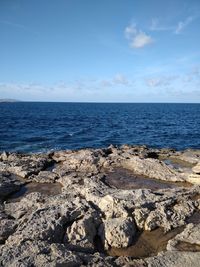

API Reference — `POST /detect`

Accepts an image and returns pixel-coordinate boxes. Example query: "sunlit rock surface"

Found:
[0,145,200,266]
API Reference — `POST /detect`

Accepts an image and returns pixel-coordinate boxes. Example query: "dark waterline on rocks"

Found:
[8,182,62,202]
[108,226,184,258]
[105,168,191,190]
[0,102,200,153]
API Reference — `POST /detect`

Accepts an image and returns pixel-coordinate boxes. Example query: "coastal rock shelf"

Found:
[0,145,200,266]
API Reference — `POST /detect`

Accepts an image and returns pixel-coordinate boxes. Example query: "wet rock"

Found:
[0,219,17,244]
[99,217,136,249]
[0,172,23,200]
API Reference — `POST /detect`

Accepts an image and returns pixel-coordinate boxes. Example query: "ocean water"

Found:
[0,102,200,153]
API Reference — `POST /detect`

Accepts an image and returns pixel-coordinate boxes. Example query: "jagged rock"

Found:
[4,192,45,219]
[99,217,136,249]
[65,212,101,253]
[53,149,101,174]
[133,208,149,229]
[0,154,52,178]
[29,171,58,183]
[1,146,200,266]
[98,195,129,219]
[144,199,195,231]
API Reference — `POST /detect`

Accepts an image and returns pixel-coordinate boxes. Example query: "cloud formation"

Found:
[125,24,154,48]
[146,75,178,88]
[150,18,173,32]
[150,16,196,34]
[175,16,194,34]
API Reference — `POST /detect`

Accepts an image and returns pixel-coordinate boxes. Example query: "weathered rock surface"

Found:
[0,145,200,266]
[193,163,200,174]
[99,217,136,249]
[187,174,200,185]
[167,223,200,251]
[121,156,184,182]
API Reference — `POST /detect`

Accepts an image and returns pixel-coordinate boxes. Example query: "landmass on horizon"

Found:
[0,99,21,103]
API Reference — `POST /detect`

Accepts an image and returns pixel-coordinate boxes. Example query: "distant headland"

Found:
[0,99,21,103]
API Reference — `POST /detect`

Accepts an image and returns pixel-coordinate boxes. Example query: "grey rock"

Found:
[0,172,23,200]
[99,217,136,249]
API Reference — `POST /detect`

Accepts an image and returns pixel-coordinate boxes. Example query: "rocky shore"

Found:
[1,145,200,266]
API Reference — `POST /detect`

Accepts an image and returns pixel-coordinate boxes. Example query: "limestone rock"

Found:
[0,153,52,178]
[192,163,200,174]
[167,223,200,251]
[187,174,200,185]
[122,156,184,182]
[99,217,136,249]
[98,195,129,219]
[146,251,200,267]
[1,146,200,266]
[65,212,100,252]
[29,171,58,183]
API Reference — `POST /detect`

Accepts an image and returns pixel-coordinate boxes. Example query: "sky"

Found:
[0,0,200,102]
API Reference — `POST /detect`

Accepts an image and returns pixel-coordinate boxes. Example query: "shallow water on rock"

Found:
[174,241,200,252]
[108,226,184,258]
[8,182,62,202]
[162,157,194,171]
[105,168,189,190]
[187,211,200,224]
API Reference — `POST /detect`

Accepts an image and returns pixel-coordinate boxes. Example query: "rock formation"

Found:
[0,145,200,266]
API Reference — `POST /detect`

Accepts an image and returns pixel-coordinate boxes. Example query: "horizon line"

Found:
[0,100,200,104]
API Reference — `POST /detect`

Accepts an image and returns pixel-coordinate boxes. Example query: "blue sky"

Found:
[0,0,200,102]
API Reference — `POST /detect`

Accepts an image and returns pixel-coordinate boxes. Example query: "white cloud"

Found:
[131,31,153,48]
[150,18,173,31]
[146,75,178,88]
[99,74,132,88]
[125,24,154,49]
[113,74,129,85]
[149,15,197,35]
[175,16,194,34]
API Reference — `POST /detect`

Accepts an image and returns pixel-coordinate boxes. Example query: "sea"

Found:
[0,102,200,153]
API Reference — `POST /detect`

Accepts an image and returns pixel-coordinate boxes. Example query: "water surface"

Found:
[0,102,200,152]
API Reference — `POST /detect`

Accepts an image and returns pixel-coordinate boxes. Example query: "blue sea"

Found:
[0,102,200,153]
